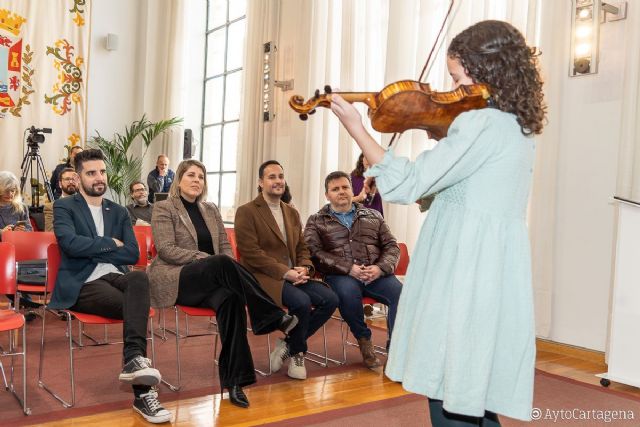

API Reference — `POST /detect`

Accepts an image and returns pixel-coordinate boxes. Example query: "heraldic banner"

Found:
[0,0,90,206]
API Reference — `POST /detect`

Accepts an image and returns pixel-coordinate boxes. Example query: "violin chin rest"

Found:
[299,114,308,121]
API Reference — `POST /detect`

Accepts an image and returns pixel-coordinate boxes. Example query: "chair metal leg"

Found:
[38,310,74,408]
[160,307,182,391]
[254,333,273,376]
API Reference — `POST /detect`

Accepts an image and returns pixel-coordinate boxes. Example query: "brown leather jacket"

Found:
[304,203,399,276]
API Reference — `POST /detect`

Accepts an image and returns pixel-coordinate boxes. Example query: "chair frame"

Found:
[0,242,31,415]
[158,305,219,391]
[38,243,157,408]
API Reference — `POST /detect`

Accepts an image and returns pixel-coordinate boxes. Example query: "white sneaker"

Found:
[287,352,307,380]
[269,338,290,373]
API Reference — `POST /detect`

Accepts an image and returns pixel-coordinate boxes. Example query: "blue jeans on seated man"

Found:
[281,280,339,355]
[324,274,402,346]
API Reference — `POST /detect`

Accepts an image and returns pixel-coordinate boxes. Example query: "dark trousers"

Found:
[281,280,339,354]
[177,255,285,388]
[324,274,402,342]
[428,399,501,426]
[70,271,151,396]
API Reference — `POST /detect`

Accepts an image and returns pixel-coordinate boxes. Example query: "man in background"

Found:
[146,154,174,202]
[50,145,83,200]
[127,181,153,226]
[44,167,77,231]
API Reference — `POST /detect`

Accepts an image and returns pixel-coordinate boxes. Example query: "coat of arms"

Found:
[0,8,34,118]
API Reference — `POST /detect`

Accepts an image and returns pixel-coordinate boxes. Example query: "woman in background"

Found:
[0,171,33,236]
[351,153,383,216]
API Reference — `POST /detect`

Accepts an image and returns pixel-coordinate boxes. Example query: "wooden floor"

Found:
[26,337,640,427]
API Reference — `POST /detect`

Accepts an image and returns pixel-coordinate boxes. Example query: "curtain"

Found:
[137,0,187,176]
[0,0,90,205]
[615,3,640,202]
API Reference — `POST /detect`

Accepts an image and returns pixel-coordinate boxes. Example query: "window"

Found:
[201,0,246,221]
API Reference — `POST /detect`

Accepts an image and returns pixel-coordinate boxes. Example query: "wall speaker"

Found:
[183,128,193,159]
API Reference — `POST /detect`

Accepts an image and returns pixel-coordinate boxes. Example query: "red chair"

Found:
[133,225,154,263]
[225,227,240,260]
[0,242,30,415]
[133,230,150,269]
[395,242,410,276]
[1,231,57,311]
[38,243,157,408]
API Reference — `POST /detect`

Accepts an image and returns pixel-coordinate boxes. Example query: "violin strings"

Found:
[388,0,455,149]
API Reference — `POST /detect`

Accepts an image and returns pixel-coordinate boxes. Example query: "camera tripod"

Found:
[19,143,54,207]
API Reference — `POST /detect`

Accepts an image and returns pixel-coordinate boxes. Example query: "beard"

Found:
[134,196,149,206]
[82,181,107,197]
[61,184,77,196]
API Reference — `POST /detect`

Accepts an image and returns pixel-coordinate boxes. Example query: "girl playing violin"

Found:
[330,20,545,426]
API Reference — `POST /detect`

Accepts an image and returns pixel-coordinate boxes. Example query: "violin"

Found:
[289,80,490,140]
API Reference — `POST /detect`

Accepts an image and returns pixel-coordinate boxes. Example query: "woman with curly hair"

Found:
[330,20,546,426]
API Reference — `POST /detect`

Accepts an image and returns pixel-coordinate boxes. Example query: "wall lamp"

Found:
[262,41,294,122]
[570,0,627,77]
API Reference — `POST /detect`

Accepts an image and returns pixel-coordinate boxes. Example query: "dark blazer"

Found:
[48,193,139,309]
[148,196,233,308]
[234,193,314,306]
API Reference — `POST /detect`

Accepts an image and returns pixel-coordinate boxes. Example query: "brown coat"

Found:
[234,193,314,306]
[44,201,54,231]
[148,196,233,308]
[304,203,399,276]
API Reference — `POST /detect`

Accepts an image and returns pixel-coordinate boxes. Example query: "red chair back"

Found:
[395,242,410,276]
[2,230,56,261]
[0,242,17,295]
[133,231,148,267]
[133,225,153,258]
[46,243,61,293]
[225,227,240,260]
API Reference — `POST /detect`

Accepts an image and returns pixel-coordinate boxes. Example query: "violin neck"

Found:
[332,92,377,109]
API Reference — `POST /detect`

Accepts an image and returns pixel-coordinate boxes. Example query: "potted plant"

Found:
[88,114,182,204]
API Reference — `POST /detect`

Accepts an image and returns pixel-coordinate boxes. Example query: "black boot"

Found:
[227,385,249,408]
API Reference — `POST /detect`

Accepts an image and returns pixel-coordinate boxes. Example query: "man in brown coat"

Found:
[304,171,402,369]
[235,161,338,380]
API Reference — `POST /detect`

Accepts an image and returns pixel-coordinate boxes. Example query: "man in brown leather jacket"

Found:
[304,171,402,369]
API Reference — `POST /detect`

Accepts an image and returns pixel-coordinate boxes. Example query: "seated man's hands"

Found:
[349,263,367,281]
[361,264,383,284]
[284,266,310,285]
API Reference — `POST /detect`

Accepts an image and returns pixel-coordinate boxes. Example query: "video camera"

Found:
[27,126,52,146]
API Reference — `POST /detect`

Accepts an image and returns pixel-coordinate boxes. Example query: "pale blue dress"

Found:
[367,108,536,421]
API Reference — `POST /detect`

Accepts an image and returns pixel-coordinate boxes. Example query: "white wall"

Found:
[546,8,629,351]
[86,0,144,140]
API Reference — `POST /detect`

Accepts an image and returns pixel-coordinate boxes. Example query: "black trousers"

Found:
[70,271,151,396]
[177,255,285,388]
[428,399,501,426]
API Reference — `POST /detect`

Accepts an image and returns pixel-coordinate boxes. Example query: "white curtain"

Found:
[137,0,187,176]
[616,3,640,202]
[0,0,91,203]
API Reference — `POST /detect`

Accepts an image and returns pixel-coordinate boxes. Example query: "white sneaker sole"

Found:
[133,406,172,424]
[119,367,162,386]
[287,368,307,380]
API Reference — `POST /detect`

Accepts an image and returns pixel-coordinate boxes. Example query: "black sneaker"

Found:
[133,389,172,423]
[278,314,299,335]
[119,355,161,386]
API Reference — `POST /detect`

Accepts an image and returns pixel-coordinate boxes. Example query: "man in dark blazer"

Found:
[234,160,338,381]
[48,149,171,424]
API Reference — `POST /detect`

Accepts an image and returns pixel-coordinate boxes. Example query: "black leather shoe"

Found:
[228,385,249,408]
[277,314,298,335]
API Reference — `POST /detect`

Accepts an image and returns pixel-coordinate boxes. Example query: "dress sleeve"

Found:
[366,109,497,204]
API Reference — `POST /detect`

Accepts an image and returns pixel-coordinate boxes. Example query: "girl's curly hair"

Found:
[448,20,546,136]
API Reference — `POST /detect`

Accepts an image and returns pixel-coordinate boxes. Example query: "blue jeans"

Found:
[281,280,339,354]
[324,274,402,343]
